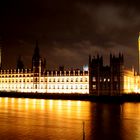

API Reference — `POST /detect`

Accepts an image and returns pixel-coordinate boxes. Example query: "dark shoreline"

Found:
[1,92,140,103]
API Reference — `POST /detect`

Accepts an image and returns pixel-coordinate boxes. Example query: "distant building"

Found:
[0,43,89,94]
[89,54,140,95]
[0,36,140,95]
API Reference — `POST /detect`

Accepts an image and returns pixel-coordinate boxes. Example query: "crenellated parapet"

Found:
[0,69,32,74]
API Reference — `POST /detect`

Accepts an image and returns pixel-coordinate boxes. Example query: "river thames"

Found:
[0,97,140,140]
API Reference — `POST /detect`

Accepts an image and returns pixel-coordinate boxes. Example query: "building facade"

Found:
[89,54,140,95]
[0,44,89,94]
[0,42,140,95]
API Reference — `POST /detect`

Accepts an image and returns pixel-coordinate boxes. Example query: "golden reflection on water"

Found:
[121,103,140,140]
[2,97,140,140]
[0,97,90,120]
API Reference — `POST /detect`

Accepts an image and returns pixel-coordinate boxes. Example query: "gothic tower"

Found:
[138,32,140,74]
[0,47,1,69]
[32,41,42,91]
[17,55,24,70]
[32,41,42,74]
[0,36,2,69]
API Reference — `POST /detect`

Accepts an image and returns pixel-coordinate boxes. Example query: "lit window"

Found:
[93,85,96,89]
[92,77,95,82]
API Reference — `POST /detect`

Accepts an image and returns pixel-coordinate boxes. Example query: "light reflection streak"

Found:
[58,100,62,110]
[5,97,8,104]
[4,97,9,110]
[18,98,22,110]
[0,98,85,119]
[25,98,29,110]
[77,101,81,106]
[40,99,45,110]
[18,98,21,103]
[33,99,37,110]
[11,98,15,103]
[49,100,53,110]
[11,98,15,109]
[67,100,71,107]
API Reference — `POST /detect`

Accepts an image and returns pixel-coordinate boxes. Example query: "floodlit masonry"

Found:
[0,69,89,93]
[0,36,140,95]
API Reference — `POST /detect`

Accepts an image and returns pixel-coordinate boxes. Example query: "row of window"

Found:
[0,85,88,90]
[0,79,33,83]
[48,78,88,82]
[92,77,119,82]
[0,77,88,83]
[0,74,32,78]
[0,86,46,90]
[48,85,88,89]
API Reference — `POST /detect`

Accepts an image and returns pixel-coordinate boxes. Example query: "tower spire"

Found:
[138,32,140,74]
[0,36,2,69]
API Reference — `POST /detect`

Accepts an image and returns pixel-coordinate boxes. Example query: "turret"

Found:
[17,55,24,70]
[138,32,140,74]
[32,41,42,73]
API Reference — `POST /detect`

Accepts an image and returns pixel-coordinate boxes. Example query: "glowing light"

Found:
[67,100,71,107]
[40,99,45,110]
[77,101,81,106]
[5,97,8,103]
[11,98,15,103]
[18,98,21,103]
[33,99,37,110]
[25,98,29,110]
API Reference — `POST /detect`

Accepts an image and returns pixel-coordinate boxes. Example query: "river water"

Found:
[0,97,140,140]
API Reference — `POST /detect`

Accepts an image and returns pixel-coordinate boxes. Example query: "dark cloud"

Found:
[0,0,140,70]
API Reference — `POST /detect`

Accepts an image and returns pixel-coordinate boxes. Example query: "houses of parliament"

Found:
[0,37,140,95]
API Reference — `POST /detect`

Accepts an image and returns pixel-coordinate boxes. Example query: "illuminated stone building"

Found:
[0,38,140,95]
[0,43,89,94]
[89,54,140,95]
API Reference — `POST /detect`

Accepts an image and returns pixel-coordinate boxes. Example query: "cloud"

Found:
[1,0,140,71]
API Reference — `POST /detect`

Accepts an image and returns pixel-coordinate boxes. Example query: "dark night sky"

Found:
[0,0,140,70]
